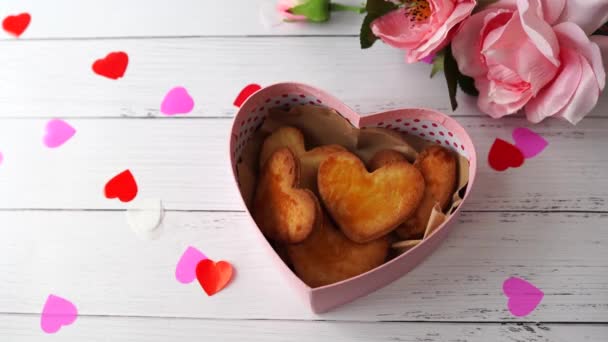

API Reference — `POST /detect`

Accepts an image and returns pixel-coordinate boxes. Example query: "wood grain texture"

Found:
[0,117,606,211]
[1,210,606,321]
[0,0,364,39]
[2,315,607,342]
[1,37,606,119]
[2,2,607,339]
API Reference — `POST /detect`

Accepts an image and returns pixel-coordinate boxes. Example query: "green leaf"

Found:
[458,75,479,96]
[430,53,445,78]
[360,15,377,48]
[443,47,459,111]
[330,3,366,14]
[359,0,398,49]
[290,0,331,22]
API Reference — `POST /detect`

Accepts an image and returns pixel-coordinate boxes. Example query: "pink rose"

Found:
[276,0,308,21]
[371,0,477,63]
[452,0,606,124]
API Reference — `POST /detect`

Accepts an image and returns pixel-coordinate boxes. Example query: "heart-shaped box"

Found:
[230,83,477,313]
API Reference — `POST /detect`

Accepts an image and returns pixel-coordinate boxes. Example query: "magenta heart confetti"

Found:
[503,277,544,317]
[512,127,548,159]
[175,246,207,284]
[40,294,78,334]
[43,119,76,148]
[161,86,194,115]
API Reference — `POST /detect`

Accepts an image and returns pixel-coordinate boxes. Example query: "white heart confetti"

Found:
[125,198,165,240]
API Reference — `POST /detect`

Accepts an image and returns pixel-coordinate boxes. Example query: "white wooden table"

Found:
[1,1,607,341]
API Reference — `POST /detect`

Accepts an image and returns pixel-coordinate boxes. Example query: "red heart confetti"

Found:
[488,138,524,171]
[92,52,129,80]
[104,169,138,202]
[2,13,31,37]
[233,84,262,107]
[195,259,233,296]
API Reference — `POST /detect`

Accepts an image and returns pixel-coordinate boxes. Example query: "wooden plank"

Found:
[0,117,606,211]
[1,37,606,119]
[0,37,461,118]
[2,315,607,342]
[0,0,364,39]
[1,210,606,321]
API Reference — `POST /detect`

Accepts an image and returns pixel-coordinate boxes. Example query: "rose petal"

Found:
[453,9,513,78]
[408,0,477,63]
[540,0,565,25]
[498,0,565,24]
[276,0,307,21]
[591,35,608,72]
[371,8,432,50]
[482,13,558,94]
[525,48,583,123]
[553,22,606,90]
[517,0,560,67]
[555,55,602,124]
[556,0,608,35]
[476,78,533,118]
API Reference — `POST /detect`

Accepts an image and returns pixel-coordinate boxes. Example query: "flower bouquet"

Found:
[278,0,608,124]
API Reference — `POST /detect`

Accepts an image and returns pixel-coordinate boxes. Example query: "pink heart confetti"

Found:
[176,246,207,284]
[503,277,544,317]
[512,127,548,159]
[44,119,76,148]
[0,151,3,165]
[40,294,78,334]
[161,86,194,115]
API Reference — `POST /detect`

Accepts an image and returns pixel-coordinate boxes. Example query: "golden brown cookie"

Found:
[368,149,407,171]
[259,126,346,194]
[253,148,321,243]
[396,145,457,239]
[318,151,425,243]
[299,144,347,195]
[258,126,306,170]
[288,215,389,288]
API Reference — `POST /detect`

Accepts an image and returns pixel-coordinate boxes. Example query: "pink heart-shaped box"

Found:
[230,83,477,313]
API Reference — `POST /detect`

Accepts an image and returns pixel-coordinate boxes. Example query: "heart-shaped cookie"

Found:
[397,145,457,239]
[288,214,389,288]
[259,126,346,194]
[318,151,425,243]
[253,147,321,243]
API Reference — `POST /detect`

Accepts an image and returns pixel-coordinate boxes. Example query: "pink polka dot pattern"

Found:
[232,93,326,161]
[371,118,468,157]
[233,94,470,161]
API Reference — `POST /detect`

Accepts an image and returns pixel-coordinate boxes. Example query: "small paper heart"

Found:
[175,246,207,284]
[161,87,195,115]
[196,259,233,296]
[488,138,524,171]
[2,13,31,37]
[503,277,544,317]
[92,52,129,80]
[40,295,78,334]
[104,169,138,202]
[512,127,548,159]
[234,84,262,107]
[43,119,76,148]
[125,198,164,239]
